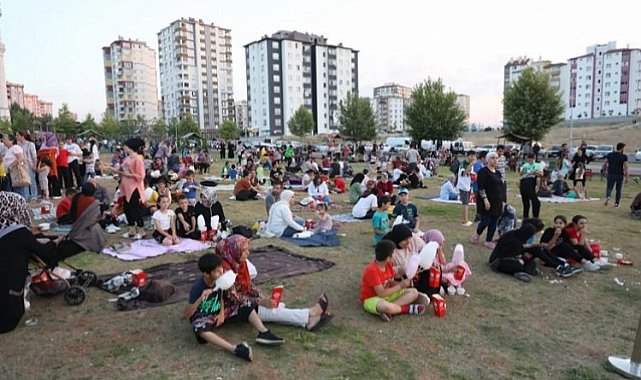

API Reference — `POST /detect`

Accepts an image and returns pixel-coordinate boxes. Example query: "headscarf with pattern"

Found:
[200,187,218,207]
[215,235,261,309]
[0,191,31,229]
[40,132,58,150]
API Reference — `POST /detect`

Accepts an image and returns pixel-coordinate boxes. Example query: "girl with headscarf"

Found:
[382,224,425,276]
[423,230,471,295]
[216,235,331,331]
[194,187,227,232]
[488,223,538,282]
[266,190,305,238]
[0,192,57,333]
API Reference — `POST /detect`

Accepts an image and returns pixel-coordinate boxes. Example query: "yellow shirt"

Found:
[0,163,6,177]
[146,190,159,207]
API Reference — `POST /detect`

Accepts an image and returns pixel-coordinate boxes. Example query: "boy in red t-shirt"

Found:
[360,240,425,321]
[332,175,346,193]
[56,188,77,219]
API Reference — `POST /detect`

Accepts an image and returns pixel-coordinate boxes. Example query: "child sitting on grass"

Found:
[175,195,199,240]
[372,195,391,244]
[315,203,333,232]
[183,254,284,362]
[152,195,180,245]
[360,239,425,322]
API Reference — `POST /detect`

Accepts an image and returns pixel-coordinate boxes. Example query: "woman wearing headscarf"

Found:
[471,152,505,249]
[0,192,57,333]
[194,187,227,232]
[423,230,471,295]
[216,235,332,331]
[488,223,537,282]
[348,173,365,204]
[266,190,305,238]
[103,138,146,240]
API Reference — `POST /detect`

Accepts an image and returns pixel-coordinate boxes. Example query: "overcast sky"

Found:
[3,0,640,125]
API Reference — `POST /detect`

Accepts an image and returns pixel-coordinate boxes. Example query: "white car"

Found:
[477,144,497,153]
[593,145,614,160]
[635,148,641,161]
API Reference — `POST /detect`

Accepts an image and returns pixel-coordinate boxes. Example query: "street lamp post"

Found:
[569,106,574,152]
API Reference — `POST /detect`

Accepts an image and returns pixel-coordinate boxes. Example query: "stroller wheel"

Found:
[64,286,86,306]
[79,271,98,286]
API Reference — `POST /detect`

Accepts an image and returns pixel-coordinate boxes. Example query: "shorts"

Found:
[362,289,405,315]
[192,314,219,344]
[153,229,170,243]
[459,190,470,205]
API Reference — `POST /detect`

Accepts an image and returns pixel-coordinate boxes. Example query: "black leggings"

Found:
[69,160,82,189]
[551,242,594,262]
[529,247,564,268]
[235,190,257,201]
[356,209,375,220]
[491,256,537,276]
[519,177,540,218]
[124,189,144,227]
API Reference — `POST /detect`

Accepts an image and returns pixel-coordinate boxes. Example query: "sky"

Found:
[2,0,641,125]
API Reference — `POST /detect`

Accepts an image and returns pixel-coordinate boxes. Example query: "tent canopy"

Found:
[181,132,203,140]
[497,132,531,144]
[77,129,106,138]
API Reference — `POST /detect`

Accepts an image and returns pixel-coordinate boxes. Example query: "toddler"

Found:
[315,203,333,232]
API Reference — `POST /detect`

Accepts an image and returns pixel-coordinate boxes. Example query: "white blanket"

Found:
[102,238,210,261]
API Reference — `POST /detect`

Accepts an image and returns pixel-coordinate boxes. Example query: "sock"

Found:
[400,305,410,314]
[401,304,425,315]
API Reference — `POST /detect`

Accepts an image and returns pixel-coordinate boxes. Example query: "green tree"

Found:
[0,119,12,134]
[287,106,314,140]
[34,114,53,132]
[99,112,122,138]
[338,93,377,144]
[9,103,33,133]
[53,103,78,136]
[218,119,239,140]
[177,115,200,137]
[405,78,467,147]
[151,118,167,140]
[81,113,98,133]
[503,68,564,141]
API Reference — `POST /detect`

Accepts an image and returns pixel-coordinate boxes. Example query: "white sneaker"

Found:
[456,287,466,296]
[122,232,132,239]
[107,224,121,231]
[584,261,601,272]
[447,286,456,296]
[462,221,474,227]
[133,233,144,240]
[106,226,118,234]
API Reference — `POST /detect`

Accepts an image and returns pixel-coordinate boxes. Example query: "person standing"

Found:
[38,132,61,198]
[2,135,29,199]
[64,137,83,189]
[16,131,37,201]
[405,144,421,173]
[471,152,505,249]
[519,153,542,218]
[603,142,629,207]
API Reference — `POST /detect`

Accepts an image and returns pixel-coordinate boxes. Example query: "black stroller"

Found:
[30,200,107,306]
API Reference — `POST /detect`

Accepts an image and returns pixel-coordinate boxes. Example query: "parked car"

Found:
[593,145,614,159]
[477,144,497,153]
[546,145,564,158]
[635,148,641,161]
[585,145,598,157]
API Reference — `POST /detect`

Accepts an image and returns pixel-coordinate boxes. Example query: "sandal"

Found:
[318,293,329,314]
[310,312,333,332]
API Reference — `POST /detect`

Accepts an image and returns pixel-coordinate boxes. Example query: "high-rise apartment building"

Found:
[6,82,24,108]
[234,100,248,135]
[245,31,358,136]
[158,18,234,131]
[371,83,412,133]
[23,93,52,117]
[103,37,159,123]
[456,94,471,125]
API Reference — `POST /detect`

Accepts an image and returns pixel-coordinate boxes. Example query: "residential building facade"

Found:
[103,37,159,123]
[371,83,412,133]
[245,31,358,136]
[157,18,234,131]
[234,99,249,135]
[6,81,24,108]
[456,94,471,125]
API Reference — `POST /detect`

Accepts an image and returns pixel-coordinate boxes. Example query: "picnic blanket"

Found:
[281,230,340,247]
[419,196,476,206]
[99,245,334,309]
[332,213,365,223]
[102,238,210,261]
[537,196,600,203]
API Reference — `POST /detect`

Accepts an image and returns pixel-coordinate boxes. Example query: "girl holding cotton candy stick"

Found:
[422,230,472,296]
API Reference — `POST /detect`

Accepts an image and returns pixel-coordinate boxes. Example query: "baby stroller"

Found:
[31,200,107,306]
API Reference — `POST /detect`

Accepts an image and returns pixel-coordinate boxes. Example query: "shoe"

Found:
[233,342,252,362]
[614,203,620,208]
[569,266,584,275]
[462,221,474,227]
[514,272,532,282]
[604,197,610,206]
[408,304,425,315]
[106,225,118,234]
[122,232,133,239]
[107,224,121,231]
[117,287,140,300]
[447,285,456,296]
[583,261,601,272]
[470,233,479,244]
[255,330,284,345]
[133,233,144,240]
[456,287,466,295]
[556,265,575,278]
[483,241,496,250]
[309,312,333,332]
[378,312,392,322]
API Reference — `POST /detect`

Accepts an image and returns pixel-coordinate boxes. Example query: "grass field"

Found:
[1,158,640,379]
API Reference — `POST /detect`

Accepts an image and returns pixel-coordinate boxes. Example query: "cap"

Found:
[399,188,409,194]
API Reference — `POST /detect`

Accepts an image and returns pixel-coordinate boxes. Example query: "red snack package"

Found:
[270,285,284,307]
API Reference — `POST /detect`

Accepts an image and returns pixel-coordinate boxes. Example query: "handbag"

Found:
[9,162,31,187]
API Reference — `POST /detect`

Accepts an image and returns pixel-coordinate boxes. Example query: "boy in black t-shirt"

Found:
[183,254,284,362]
[175,195,199,239]
[604,142,629,207]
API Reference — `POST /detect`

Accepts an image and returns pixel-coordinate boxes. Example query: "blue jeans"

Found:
[28,169,37,200]
[476,214,498,242]
[605,175,624,205]
[13,186,29,200]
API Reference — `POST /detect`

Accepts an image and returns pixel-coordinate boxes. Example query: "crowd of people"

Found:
[0,134,636,363]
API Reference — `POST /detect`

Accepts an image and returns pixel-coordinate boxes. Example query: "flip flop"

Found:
[310,312,333,332]
[318,293,329,314]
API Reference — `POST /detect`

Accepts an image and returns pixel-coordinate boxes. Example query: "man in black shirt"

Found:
[604,142,629,207]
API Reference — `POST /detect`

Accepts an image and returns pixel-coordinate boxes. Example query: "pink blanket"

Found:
[102,239,211,261]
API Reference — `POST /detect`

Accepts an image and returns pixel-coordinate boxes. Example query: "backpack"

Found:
[497,204,517,236]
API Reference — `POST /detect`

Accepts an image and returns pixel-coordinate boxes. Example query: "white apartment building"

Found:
[245,31,358,136]
[371,83,412,133]
[234,100,249,135]
[103,38,159,123]
[456,94,471,125]
[157,18,234,131]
